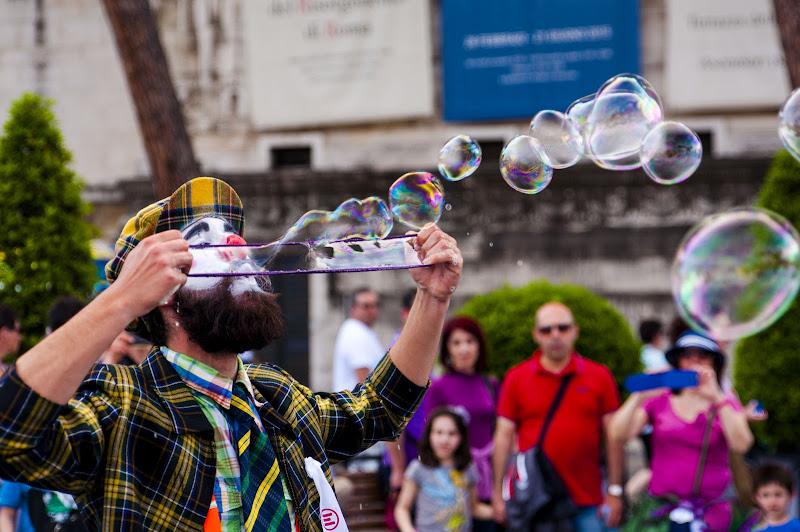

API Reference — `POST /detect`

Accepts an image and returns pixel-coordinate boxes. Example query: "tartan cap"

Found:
[105,177,244,338]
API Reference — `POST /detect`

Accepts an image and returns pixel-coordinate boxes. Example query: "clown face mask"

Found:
[181,217,270,295]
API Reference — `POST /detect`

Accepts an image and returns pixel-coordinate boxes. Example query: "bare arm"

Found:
[471,486,494,521]
[354,367,370,385]
[394,478,419,532]
[716,399,754,453]
[602,413,625,528]
[0,507,17,532]
[387,433,407,491]
[390,225,461,386]
[14,231,191,404]
[491,417,516,523]
[694,365,753,454]
[607,393,649,443]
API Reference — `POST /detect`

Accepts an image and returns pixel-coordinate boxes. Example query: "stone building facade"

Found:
[0,0,789,388]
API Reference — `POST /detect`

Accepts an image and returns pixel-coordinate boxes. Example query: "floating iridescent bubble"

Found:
[389,171,445,230]
[563,93,595,157]
[584,73,663,170]
[281,196,393,245]
[779,88,800,163]
[529,110,581,169]
[640,121,703,185]
[438,135,482,181]
[671,207,800,341]
[499,135,553,194]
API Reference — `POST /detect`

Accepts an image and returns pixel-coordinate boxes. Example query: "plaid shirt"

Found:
[162,348,296,532]
[0,349,425,531]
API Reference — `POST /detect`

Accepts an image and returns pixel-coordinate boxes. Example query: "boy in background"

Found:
[753,462,800,531]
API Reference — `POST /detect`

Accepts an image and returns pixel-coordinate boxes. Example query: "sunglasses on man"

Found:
[537,323,574,335]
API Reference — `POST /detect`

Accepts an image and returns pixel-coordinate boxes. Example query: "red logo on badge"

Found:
[322,509,339,530]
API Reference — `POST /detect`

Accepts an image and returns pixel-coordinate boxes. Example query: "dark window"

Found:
[478,140,505,163]
[696,131,712,156]
[271,146,311,169]
[256,274,310,385]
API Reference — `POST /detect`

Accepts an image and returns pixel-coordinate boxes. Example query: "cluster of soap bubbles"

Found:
[387,134,483,230]
[499,73,703,195]
[671,207,800,341]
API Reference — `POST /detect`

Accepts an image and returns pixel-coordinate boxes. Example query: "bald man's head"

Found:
[533,302,579,362]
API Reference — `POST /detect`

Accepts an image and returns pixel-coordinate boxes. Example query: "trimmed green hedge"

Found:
[0,94,97,354]
[455,280,641,390]
[734,150,800,453]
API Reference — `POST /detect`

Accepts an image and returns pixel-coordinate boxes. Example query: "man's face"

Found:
[181,217,269,295]
[533,304,578,362]
[351,291,379,327]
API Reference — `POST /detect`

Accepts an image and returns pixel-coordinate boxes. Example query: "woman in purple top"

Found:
[425,316,498,532]
[609,331,754,531]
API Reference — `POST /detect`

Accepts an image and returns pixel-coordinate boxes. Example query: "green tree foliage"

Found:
[734,150,800,453]
[455,280,642,389]
[0,93,97,353]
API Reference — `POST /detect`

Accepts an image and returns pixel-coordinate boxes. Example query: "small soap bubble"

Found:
[671,207,800,341]
[563,93,596,157]
[14,284,21,293]
[499,135,553,194]
[517,260,524,266]
[529,110,581,169]
[779,88,800,163]
[445,203,452,211]
[640,121,703,185]
[389,172,445,230]
[489,242,494,247]
[584,73,663,170]
[438,134,482,181]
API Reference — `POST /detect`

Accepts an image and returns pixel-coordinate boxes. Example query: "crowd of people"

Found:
[0,176,794,532]
[344,295,793,532]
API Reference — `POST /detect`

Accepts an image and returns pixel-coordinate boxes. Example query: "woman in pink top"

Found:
[609,331,754,531]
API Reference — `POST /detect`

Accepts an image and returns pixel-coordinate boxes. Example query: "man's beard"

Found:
[172,276,285,355]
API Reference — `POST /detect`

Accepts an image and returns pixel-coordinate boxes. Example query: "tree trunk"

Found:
[101,0,200,199]
[774,0,800,88]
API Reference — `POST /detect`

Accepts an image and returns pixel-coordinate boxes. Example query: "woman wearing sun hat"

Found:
[609,330,754,531]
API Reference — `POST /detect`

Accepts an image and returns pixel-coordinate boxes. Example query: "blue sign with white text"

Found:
[441,0,640,121]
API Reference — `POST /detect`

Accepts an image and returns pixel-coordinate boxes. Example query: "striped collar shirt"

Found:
[163,348,295,532]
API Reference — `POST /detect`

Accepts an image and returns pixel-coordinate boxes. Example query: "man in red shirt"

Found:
[492,302,624,531]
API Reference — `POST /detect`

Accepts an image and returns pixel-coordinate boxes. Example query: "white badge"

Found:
[305,457,350,532]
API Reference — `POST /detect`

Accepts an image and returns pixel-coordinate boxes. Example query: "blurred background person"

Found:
[638,318,669,372]
[610,331,754,531]
[332,286,385,473]
[0,303,21,377]
[425,316,497,532]
[0,297,89,532]
[394,407,493,532]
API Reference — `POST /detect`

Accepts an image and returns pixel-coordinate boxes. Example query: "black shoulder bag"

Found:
[503,374,578,532]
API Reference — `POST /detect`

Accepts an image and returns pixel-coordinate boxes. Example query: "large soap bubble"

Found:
[584,73,663,171]
[779,88,800,163]
[499,135,553,194]
[563,93,595,157]
[529,110,581,169]
[389,172,445,230]
[671,207,800,341]
[640,121,703,185]
[438,134,482,181]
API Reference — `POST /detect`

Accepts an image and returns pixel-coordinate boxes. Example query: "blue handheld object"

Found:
[624,370,699,393]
